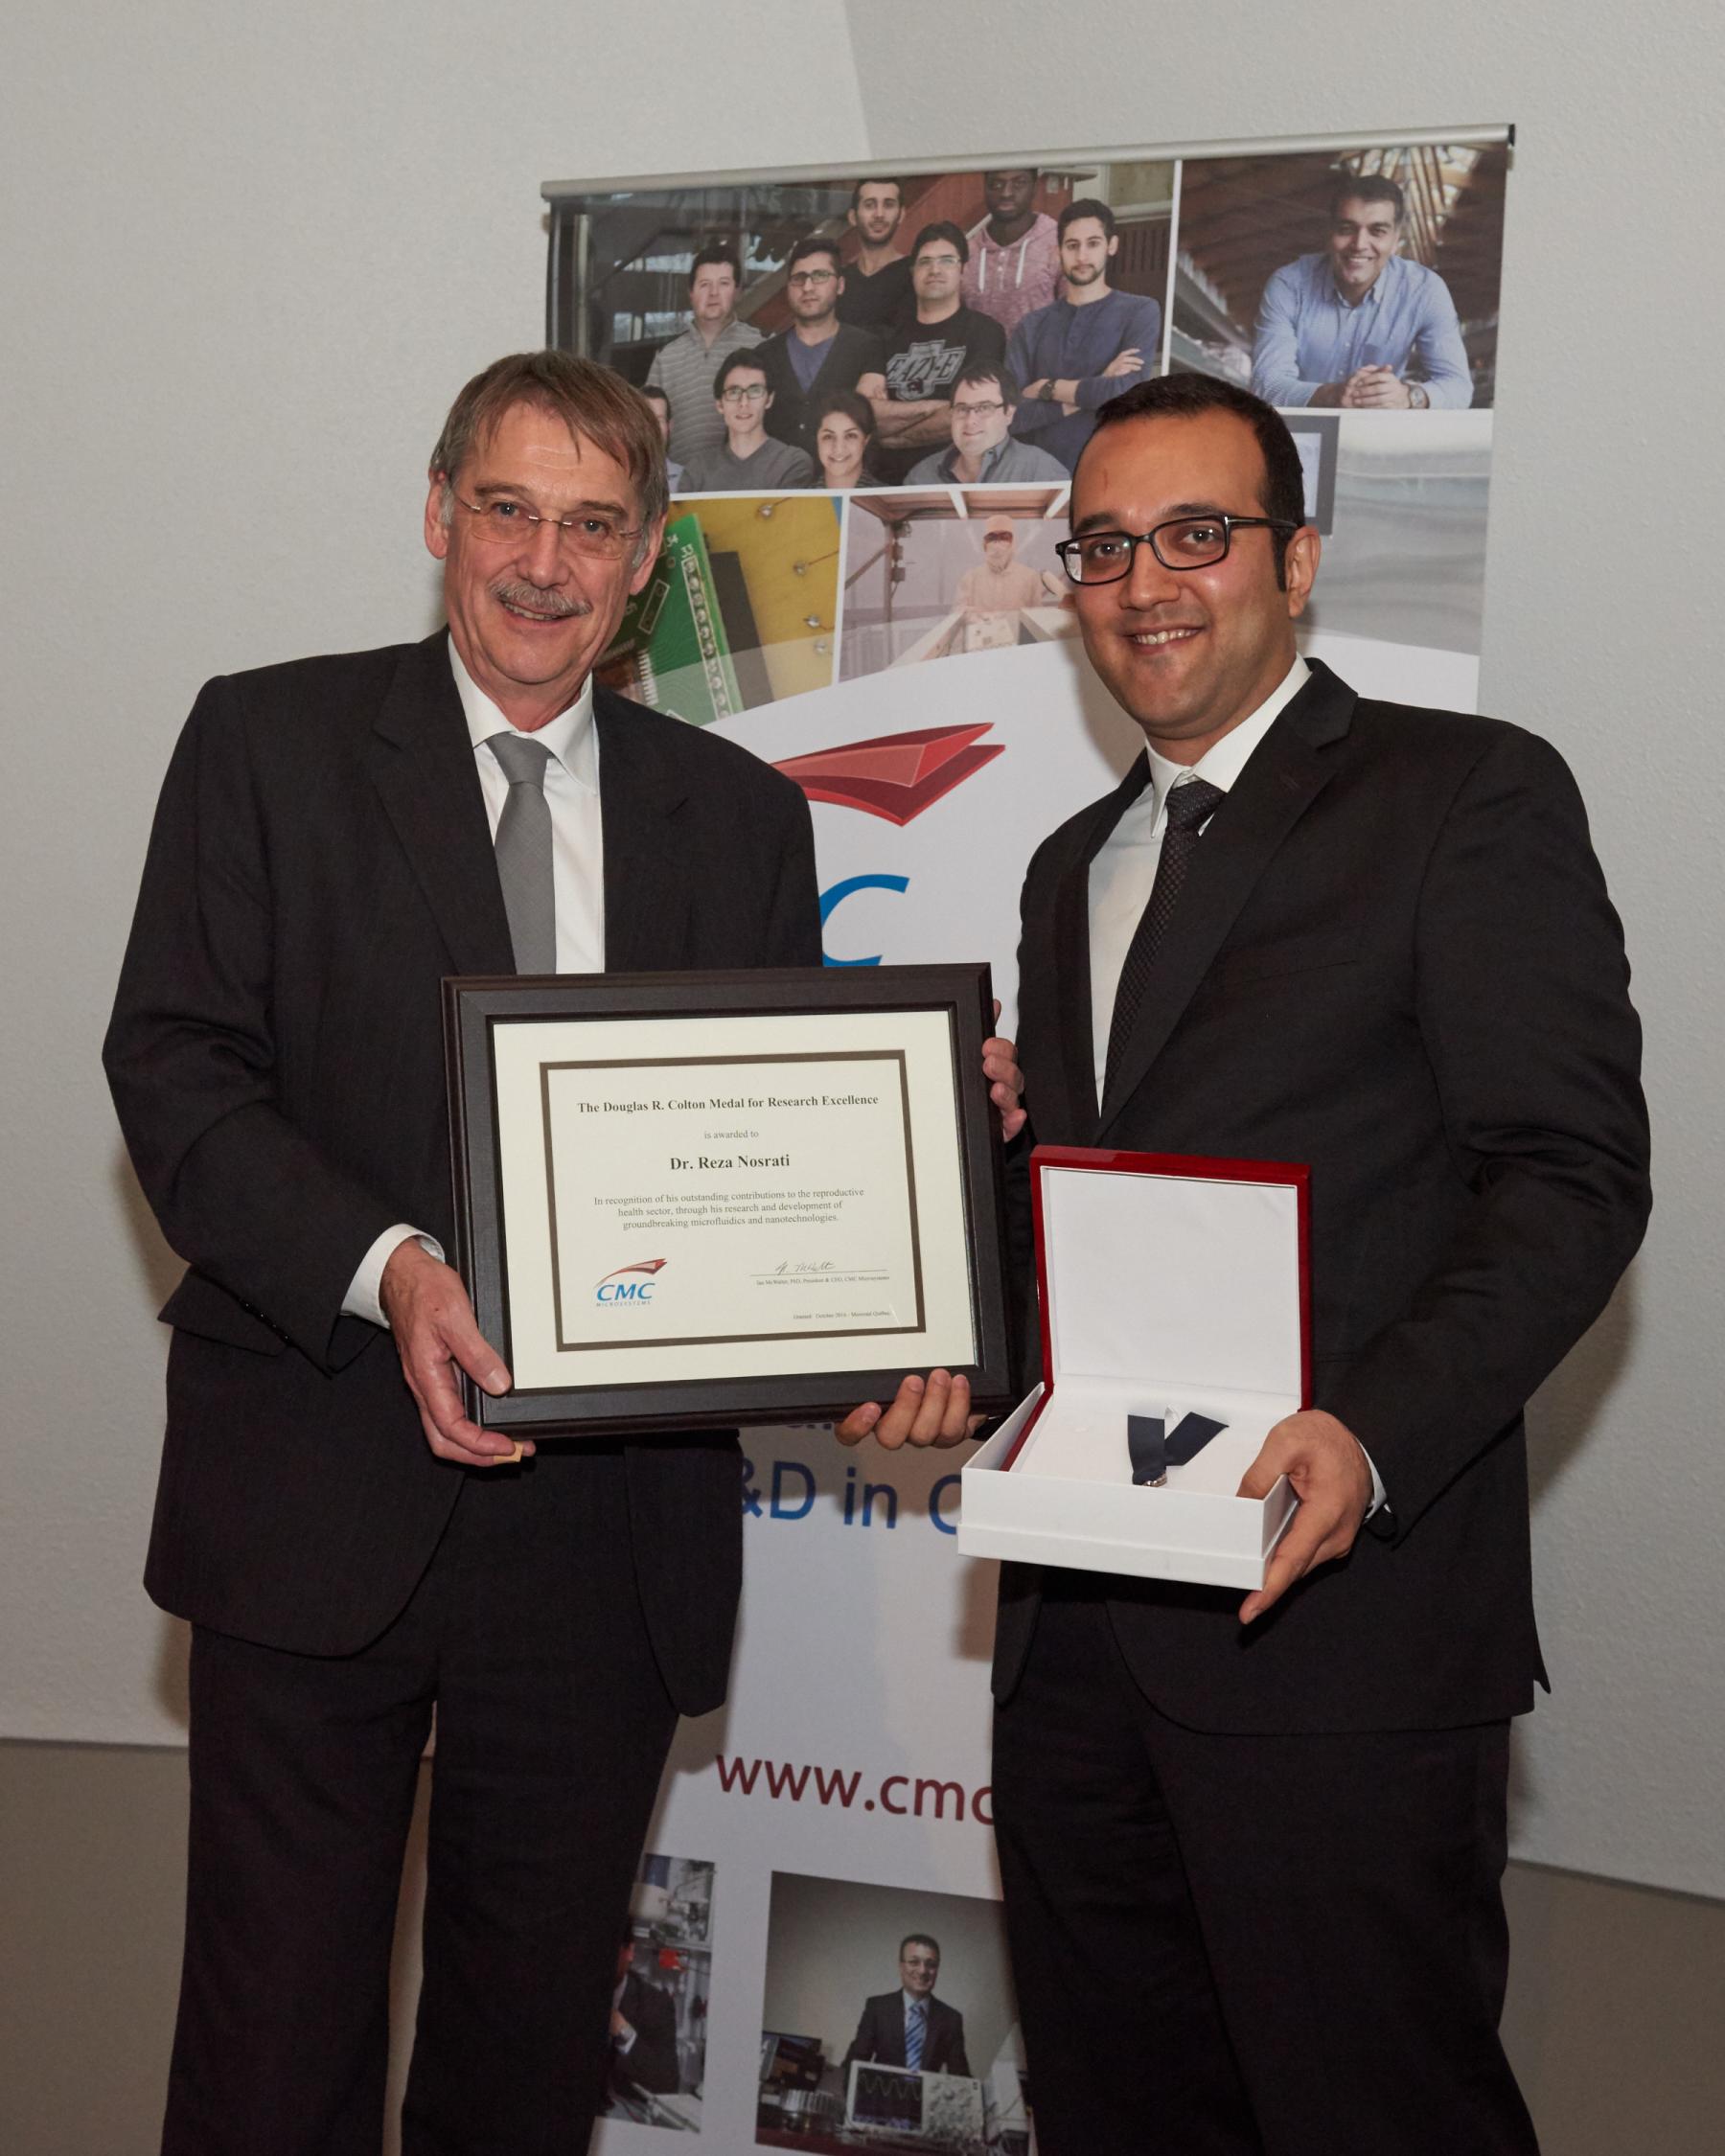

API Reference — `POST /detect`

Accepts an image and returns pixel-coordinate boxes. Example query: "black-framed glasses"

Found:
[952,400,1007,419]
[453,494,641,560]
[1055,514,1297,585]
[787,267,839,287]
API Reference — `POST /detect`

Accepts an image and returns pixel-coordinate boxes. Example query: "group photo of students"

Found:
[547,143,1503,502]
[551,162,1174,493]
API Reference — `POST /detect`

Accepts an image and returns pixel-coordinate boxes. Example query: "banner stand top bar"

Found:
[540,125,1514,202]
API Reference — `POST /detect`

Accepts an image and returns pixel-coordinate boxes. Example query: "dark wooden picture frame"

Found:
[443,962,1013,1434]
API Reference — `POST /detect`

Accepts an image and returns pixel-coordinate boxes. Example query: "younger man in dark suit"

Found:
[843,1935,972,2081]
[841,374,1649,2153]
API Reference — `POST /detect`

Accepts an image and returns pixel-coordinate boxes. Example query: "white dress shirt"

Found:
[341,638,607,1325]
[1088,656,1309,1108]
[451,638,606,976]
[1084,656,1385,1512]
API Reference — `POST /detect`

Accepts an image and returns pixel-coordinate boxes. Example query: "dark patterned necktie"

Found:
[1103,774,1226,1095]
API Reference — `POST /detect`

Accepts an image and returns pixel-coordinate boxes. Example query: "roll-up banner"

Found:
[541,132,1509,2151]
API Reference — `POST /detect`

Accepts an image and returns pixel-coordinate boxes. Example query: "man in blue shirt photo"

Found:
[1252,175,1474,409]
[1006,199,1162,474]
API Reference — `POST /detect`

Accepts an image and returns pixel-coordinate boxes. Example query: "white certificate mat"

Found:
[490,1007,977,1392]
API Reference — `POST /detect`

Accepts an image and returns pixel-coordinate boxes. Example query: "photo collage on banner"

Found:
[542,135,1508,2151]
[605,1853,717,2135]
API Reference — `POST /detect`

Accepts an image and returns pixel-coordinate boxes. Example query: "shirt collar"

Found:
[1143,654,1309,817]
[902,1989,932,2012]
[448,634,598,792]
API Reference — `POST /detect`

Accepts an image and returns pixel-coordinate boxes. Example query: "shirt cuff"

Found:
[614,2020,636,2054]
[1359,1443,1388,1518]
[343,1225,444,1328]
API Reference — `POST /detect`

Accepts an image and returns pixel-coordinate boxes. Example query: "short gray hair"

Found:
[430,351,669,562]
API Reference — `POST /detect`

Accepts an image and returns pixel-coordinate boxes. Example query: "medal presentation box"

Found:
[959,1147,1310,1590]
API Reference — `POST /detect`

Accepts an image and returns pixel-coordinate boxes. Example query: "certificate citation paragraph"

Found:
[490,1008,978,1393]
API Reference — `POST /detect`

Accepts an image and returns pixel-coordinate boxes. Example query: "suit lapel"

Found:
[1049,754,1153,1140]
[367,633,516,975]
[596,690,696,972]
[1095,662,1356,1135]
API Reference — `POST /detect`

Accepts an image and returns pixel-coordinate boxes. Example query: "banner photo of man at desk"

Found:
[756,1871,1029,2154]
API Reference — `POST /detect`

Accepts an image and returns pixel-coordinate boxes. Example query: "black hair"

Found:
[713,347,769,398]
[787,232,843,276]
[812,387,876,439]
[688,241,742,287]
[1329,173,1404,222]
[954,360,1021,405]
[849,175,906,212]
[910,220,969,268]
[1057,197,1116,242]
[1084,373,1308,587]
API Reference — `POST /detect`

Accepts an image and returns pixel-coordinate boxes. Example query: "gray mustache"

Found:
[490,580,589,620]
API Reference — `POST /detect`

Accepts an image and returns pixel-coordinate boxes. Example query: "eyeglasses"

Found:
[915,253,962,271]
[453,494,641,559]
[721,382,770,403]
[1055,514,1296,585]
[787,268,838,287]
[953,401,1006,419]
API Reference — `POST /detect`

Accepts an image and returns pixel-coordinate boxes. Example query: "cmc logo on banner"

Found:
[818,873,908,969]
[595,1259,667,1305]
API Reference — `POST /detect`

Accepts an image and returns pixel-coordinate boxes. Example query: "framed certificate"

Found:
[443,963,1014,1434]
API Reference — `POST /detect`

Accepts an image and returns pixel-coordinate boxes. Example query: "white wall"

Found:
[0,0,869,1742]
[3,1,1721,1897]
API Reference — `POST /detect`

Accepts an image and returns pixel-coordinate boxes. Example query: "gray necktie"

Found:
[487,730,557,975]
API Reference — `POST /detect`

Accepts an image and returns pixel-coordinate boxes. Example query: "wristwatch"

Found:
[1409,383,1430,409]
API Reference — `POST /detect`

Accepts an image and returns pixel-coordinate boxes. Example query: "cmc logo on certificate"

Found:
[595,1259,668,1306]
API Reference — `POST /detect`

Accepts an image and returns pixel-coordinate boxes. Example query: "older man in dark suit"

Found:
[106,352,1024,2156]
[842,374,1649,2155]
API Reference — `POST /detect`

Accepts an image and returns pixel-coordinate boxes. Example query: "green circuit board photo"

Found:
[599,512,746,727]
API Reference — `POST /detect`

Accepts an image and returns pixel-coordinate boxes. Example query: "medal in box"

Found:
[959,1145,1310,1590]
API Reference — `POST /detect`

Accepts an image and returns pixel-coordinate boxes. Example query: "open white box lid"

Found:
[1023,1146,1311,1425]
[960,1149,1311,1588]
